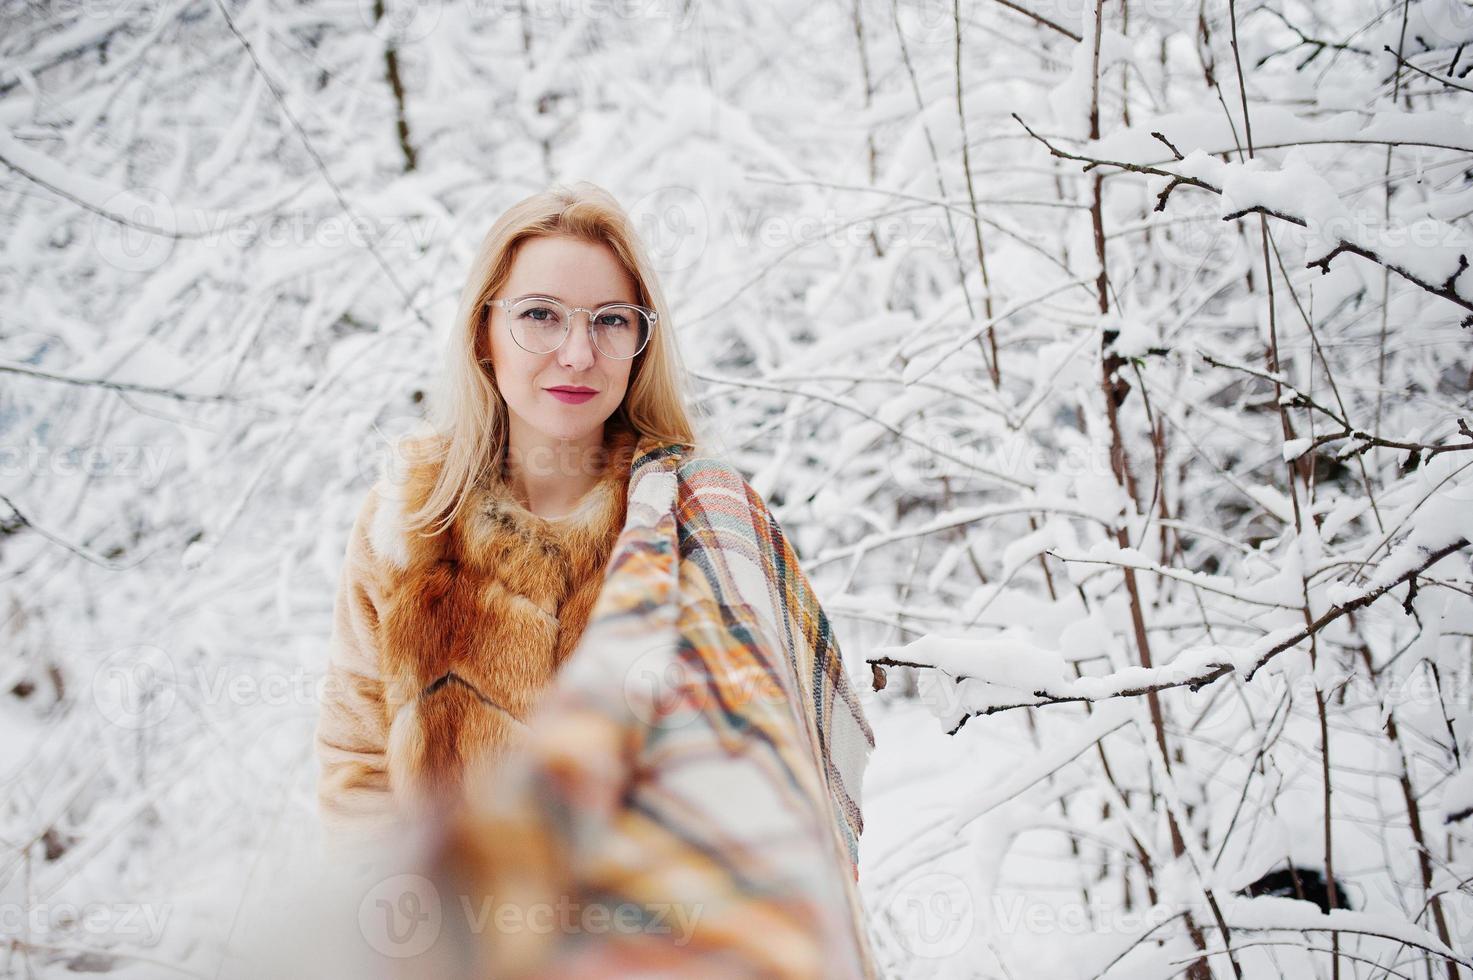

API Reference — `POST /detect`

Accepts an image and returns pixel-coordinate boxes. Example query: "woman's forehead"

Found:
[507,236,636,297]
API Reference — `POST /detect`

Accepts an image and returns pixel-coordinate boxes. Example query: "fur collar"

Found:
[368,422,640,810]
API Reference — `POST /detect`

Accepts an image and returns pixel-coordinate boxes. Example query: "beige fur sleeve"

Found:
[314,484,399,848]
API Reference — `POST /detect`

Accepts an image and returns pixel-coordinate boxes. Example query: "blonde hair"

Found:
[405,181,702,536]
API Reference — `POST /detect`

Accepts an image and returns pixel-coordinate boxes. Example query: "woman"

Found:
[314,182,877,978]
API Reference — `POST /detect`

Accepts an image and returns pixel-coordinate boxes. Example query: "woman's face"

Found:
[487,235,639,448]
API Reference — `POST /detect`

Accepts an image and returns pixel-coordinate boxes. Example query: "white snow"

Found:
[5,2,1473,978]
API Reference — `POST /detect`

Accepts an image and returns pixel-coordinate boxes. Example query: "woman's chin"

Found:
[516,411,610,445]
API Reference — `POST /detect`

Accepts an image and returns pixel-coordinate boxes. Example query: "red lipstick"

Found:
[546,385,597,404]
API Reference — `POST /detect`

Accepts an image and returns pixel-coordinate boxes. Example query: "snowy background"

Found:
[4,0,1473,976]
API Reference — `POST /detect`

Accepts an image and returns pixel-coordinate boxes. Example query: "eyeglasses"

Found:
[487,294,657,360]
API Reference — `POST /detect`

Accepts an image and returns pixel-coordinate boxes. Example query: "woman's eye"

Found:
[523,307,558,322]
[597,313,629,328]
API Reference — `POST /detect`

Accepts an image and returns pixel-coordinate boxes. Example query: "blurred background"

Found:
[3,0,1473,975]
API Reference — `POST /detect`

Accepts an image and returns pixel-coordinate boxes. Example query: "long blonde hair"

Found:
[405,181,701,536]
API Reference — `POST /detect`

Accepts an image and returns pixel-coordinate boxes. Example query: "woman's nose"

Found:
[557,314,598,369]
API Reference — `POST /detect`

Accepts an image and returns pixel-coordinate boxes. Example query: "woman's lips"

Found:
[546,388,597,404]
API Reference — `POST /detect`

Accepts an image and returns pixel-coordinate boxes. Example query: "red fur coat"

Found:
[314,423,639,839]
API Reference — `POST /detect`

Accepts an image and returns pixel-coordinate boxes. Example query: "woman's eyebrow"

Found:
[519,292,635,306]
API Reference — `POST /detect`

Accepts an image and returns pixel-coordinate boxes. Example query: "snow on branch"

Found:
[1010,110,1473,326]
[870,538,1468,734]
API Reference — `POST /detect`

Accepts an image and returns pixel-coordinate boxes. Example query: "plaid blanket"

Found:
[416,435,879,978]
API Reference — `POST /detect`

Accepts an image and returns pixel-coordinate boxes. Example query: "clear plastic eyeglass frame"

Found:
[487,294,658,360]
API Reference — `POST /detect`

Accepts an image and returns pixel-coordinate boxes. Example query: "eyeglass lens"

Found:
[504,297,651,359]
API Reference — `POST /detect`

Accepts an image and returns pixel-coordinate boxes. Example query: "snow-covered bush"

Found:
[2,0,1470,976]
